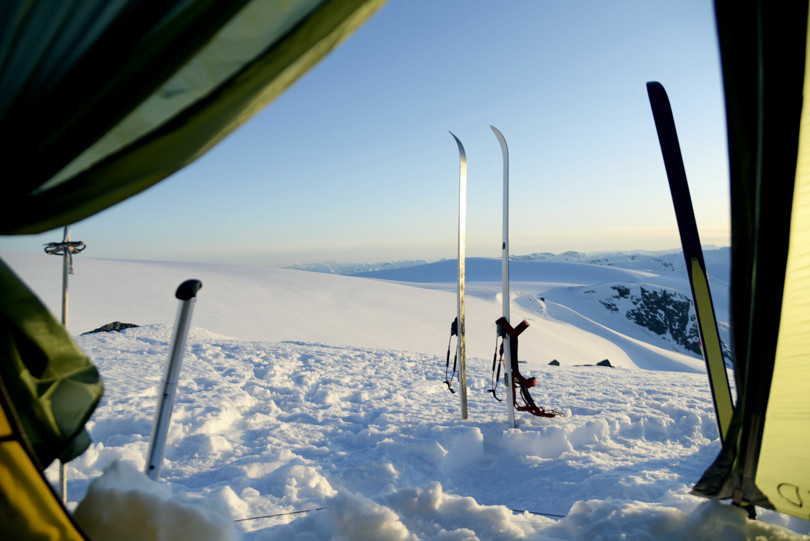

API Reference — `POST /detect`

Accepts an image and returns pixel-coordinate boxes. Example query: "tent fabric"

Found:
[693,0,810,519]
[757,49,810,517]
[0,0,385,234]
[0,259,102,467]
[1,379,88,540]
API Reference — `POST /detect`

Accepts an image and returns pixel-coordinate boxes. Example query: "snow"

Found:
[74,460,237,541]
[2,250,808,540]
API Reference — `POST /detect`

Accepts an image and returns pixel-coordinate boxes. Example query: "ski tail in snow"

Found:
[492,317,561,418]
[646,81,734,442]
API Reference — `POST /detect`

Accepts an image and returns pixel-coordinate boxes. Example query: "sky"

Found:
[0,0,729,267]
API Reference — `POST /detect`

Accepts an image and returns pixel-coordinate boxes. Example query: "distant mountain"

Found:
[350,257,655,284]
[565,282,731,363]
[292,247,730,286]
[513,250,676,268]
[513,248,730,284]
[288,259,432,274]
[349,249,732,365]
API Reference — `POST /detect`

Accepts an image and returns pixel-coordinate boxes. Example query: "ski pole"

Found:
[44,225,86,502]
[145,279,202,481]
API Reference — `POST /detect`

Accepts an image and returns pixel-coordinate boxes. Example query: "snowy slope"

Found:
[2,250,807,539]
[2,251,712,372]
[354,256,725,372]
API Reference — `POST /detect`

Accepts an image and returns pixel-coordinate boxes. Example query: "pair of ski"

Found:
[448,84,732,439]
[448,128,557,427]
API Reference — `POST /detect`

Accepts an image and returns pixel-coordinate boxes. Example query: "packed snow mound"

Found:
[74,460,237,541]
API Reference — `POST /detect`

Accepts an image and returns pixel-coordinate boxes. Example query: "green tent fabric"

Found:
[693,0,810,520]
[0,0,385,234]
[0,259,101,466]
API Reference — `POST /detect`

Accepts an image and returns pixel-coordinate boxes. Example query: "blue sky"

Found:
[1,0,728,267]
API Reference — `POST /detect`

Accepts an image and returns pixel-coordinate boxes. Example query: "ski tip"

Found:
[490,125,508,152]
[449,132,465,156]
[646,82,674,118]
[646,81,666,98]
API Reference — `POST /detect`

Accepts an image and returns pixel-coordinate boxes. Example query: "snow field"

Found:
[1,251,713,372]
[60,324,775,539]
[3,251,806,538]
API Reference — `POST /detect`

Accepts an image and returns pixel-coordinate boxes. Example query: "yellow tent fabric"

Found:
[693,0,810,521]
[1,383,87,540]
[755,8,810,517]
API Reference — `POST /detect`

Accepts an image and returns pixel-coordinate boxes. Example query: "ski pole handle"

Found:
[145,279,202,481]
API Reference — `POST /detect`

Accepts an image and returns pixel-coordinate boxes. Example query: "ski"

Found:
[646,81,734,442]
[491,126,516,428]
[450,132,468,420]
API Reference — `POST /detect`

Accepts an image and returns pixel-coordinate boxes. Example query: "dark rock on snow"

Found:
[82,321,139,335]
